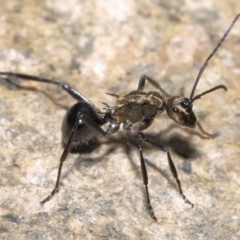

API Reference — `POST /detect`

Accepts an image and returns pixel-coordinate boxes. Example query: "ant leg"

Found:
[138,130,194,208]
[137,74,170,96]
[0,72,97,109]
[0,72,105,123]
[40,113,106,205]
[196,121,219,138]
[40,112,82,205]
[123,123,158,222]
[139,146,158,222]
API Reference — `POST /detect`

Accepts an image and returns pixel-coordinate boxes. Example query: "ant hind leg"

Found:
[40,112,106,205]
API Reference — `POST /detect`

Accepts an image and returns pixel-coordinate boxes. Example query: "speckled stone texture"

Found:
[0,1,239,239]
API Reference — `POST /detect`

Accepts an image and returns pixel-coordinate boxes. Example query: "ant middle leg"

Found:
[138,128,194,208]
[123,123,158,222]
[137,74,170,96]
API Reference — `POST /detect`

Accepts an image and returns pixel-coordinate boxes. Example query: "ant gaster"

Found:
[0,14,239,222]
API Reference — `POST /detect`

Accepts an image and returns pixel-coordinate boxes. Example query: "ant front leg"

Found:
[138,126,194,208]
[123,123,158,222]
[137,74,170,96]
[196,121,219,138]
[40,112,107,205]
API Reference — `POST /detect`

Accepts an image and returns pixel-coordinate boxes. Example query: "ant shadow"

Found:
[73,123,204,195]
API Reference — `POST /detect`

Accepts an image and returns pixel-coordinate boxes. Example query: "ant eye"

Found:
[172,107,179,113]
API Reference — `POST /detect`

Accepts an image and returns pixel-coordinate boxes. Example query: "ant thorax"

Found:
[112,90,165,124]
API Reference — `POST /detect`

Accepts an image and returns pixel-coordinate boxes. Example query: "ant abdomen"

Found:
[61,101,105,153]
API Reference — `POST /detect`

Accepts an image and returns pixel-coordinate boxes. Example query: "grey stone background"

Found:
[0,0,239,239]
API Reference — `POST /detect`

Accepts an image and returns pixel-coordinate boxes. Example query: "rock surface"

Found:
[0,1,239,239]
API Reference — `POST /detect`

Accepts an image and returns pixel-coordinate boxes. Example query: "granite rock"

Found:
[0,1,239,239]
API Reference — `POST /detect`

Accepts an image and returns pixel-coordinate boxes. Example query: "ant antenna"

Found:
[189,13,240,101]
[191,84,227,103]
[105,92,119,98]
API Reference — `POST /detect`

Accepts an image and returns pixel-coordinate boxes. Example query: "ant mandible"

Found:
[0,14,239,222]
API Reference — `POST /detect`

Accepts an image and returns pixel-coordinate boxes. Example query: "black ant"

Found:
[0,14,239,222]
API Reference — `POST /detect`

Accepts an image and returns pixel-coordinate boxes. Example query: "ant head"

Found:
[166,13,239,128]
[165,96,196,128]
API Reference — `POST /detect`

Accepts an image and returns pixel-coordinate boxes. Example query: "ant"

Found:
[0,14,239,222]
